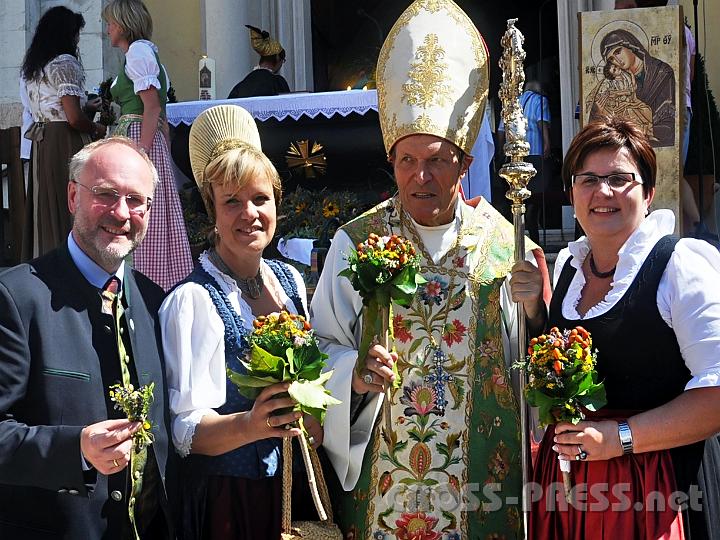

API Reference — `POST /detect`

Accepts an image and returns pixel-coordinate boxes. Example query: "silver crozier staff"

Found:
[498,18,536,539]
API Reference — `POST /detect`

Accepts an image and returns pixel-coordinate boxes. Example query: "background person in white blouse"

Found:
[103,0,193,291]
[21,6,106,260]
[159,105,323,539]
[517,118,720,539]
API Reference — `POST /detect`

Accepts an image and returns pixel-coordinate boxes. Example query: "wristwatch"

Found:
[617,420,634,454]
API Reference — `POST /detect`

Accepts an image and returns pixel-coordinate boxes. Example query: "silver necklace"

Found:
[209,249,264,299]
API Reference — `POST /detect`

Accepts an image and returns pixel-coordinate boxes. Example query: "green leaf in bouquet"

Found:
[288,372,342,411]
[247,343,285,379]
[578,383,607,412]
[226,368,282,399]
[357,262,383,293]
[301,405,327,425]
[286,347,296,376]
[291,340,328,373]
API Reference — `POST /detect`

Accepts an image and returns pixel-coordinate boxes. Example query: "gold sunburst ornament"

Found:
[285,140,327,179]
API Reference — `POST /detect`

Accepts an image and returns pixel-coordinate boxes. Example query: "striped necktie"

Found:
[101,276,147,540]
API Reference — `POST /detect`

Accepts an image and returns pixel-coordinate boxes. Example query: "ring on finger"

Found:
[576,445,588,461]
[363,373,374,385]
[266,417,273,429]
[113,458,119,468]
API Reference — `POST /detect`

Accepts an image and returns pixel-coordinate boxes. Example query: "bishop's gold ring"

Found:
[266,417,273,429]
[363,373,374,385]
[113,459,119,468]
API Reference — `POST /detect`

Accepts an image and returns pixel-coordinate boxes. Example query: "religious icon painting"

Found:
[579,6,683,225]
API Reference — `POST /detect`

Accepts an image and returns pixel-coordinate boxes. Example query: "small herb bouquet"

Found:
[108,382,155,539]
[227,311,339,520]
[227,311,340,429]
[515,326,606,501]
[109,382,155,450]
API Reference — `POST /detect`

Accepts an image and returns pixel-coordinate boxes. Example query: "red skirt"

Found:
[531,416,685,540]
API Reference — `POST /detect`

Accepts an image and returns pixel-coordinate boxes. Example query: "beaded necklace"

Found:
[208,248,264,299]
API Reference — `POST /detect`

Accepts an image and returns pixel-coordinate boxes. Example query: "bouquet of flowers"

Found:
[109,382,155,450]
[339,233,425,382]
[227,311,340,428]
[108,382,155,539]
[339,232,425,433]
[227,311,339,519]
[515,326,606,501]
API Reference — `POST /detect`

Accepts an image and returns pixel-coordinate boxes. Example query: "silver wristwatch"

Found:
[617,420,634,454]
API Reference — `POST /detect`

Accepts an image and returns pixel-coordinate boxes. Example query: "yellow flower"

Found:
[322,200,340,218]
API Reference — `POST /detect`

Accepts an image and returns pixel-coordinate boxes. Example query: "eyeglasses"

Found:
[571,172,642,190]
[73,181,153,215]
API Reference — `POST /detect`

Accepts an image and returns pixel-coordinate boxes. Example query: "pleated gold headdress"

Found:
[188,105,262,192]
[376,0,489,154]
[246,24,283,57]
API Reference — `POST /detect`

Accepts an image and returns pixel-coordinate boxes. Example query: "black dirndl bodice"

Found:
[550,235,718,538]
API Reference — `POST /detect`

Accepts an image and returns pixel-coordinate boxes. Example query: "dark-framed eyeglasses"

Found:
[73,180,153,215]
[571,172,642,190]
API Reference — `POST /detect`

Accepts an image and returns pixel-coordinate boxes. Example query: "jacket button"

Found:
[111,490,123,501]
[104,325,112,334]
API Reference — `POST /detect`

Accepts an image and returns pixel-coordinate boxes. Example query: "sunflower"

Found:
[322,199,340,217]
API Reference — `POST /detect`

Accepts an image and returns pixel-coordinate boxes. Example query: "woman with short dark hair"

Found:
[518,118,720,538]
[21,6,106,260]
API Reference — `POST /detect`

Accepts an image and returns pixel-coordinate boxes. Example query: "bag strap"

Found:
[281,436,334,534]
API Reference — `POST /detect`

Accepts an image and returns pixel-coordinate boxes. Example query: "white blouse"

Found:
[113,40,170,95]
[159,252,308,456]
[554,209,720,390]
[24,54,86,123]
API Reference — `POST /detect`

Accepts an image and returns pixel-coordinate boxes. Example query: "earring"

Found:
[213,225,220,239]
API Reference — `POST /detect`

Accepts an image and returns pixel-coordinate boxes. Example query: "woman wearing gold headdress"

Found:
[159,105,323,539]
[227,25,290,99]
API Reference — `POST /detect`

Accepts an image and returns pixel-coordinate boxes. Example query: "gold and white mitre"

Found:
[376,0,489,154]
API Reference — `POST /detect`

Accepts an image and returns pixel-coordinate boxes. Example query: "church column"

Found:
[258,0,314,93]
[204,0,255,100]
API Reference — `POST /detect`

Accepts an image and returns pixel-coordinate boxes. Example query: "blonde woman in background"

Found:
[104,0,193,290]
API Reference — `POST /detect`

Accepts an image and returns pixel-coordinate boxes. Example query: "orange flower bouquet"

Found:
[515,326,606,501]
